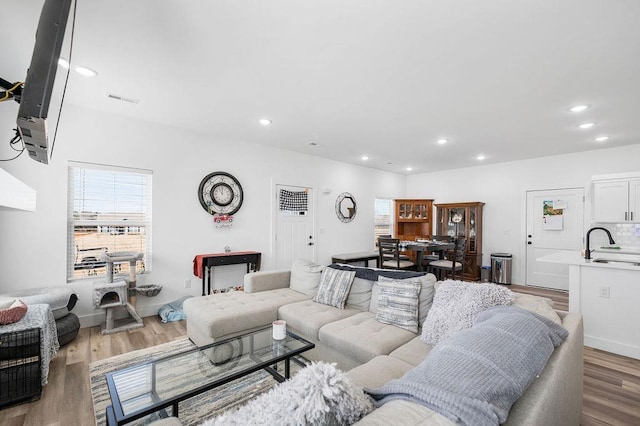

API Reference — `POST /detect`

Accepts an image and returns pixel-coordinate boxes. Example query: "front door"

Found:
[275,185,315,269]
[525,188,584,291]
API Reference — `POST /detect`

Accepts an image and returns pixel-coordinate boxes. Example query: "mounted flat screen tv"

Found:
[16,0,73,164]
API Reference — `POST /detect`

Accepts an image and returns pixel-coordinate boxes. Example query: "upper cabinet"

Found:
[394,199,434,240]
[593,177,640,223]
[435,202,484,281]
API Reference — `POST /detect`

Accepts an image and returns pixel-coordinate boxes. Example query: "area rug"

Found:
[90,337,296,426]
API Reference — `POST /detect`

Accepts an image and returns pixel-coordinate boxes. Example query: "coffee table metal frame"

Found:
[104,327,314,425]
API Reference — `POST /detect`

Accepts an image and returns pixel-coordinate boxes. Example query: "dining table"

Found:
[400,240,455,272]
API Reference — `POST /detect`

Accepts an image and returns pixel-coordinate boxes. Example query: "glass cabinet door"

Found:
[469,208,477,252]
[413,203,428,220]
[446,207,466,238]
[398,203,412,219]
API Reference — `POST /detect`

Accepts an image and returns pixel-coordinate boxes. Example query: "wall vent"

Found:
[107,93,139,104]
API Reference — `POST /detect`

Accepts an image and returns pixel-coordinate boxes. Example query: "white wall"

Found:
[407,144,640,285]
[0,105,405,326]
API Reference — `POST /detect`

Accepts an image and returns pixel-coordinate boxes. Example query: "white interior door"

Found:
[275,185,315,269]
[526,188,584,290]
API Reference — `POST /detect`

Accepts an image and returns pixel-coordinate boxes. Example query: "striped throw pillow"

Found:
[376,277,421,333]
[313,267,356,309]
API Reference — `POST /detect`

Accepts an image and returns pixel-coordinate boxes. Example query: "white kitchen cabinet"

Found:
[593,178,640,223]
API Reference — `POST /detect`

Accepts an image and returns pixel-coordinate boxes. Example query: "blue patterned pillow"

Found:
[313,267,356,309]
[376,277,421,332]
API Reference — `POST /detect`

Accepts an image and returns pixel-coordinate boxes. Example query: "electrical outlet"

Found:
[598,286,610,298]
[184,279,191,288]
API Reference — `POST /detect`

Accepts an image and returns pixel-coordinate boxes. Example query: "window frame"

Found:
[67,161,152,282]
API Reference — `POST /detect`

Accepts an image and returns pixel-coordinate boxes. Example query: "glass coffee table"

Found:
[105,327,314,425]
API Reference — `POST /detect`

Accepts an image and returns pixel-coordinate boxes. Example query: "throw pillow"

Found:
[376,277,422,333]
[369,274,437,326]
[313,267,356,309]
[421,280,514,345]
[290,258,325,296]
[0,299,28,325]
[512,293,562,325]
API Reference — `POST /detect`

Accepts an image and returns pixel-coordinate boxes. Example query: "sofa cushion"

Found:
[345,277,373,311]
[421,280,514,345]
[184,288,309,340]
[354,399,456,426]
[319,312,416,364]
[289,258,325,296]
[313,267,356,309]
[388,336,433,367]
[347,355,415,389]
[278,300,361,340]
[376,276,421,332]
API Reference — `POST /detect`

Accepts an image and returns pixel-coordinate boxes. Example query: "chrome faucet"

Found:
[585,227,616,260]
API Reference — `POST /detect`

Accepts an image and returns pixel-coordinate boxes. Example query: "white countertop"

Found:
[537,251,640,271]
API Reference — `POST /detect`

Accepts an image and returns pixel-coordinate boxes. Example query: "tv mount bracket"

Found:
[0,77,23,103]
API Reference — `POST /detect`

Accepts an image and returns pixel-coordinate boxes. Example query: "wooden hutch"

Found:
[435,202,484,281]
[394,199,434,254]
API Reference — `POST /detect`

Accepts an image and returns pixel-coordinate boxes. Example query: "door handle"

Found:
[308,242,315,246]
[527,242,532,245]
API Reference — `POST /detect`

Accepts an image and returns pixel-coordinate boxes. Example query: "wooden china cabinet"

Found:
[394,199,434,240]
[435,202,484,281]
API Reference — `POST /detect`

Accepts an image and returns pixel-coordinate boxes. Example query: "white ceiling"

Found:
[3,0,640,173]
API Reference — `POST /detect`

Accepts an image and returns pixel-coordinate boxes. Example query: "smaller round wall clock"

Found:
[198,171,244,215]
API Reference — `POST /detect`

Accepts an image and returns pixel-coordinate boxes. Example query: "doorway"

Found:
[274,184,315,269]
[525,188,584,291]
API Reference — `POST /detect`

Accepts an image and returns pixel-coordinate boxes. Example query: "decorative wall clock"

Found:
[198,172,244,215]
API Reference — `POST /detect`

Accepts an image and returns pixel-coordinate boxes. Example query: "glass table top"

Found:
[106,327,314,419]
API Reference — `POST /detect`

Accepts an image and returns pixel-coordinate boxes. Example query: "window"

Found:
[374,198,393,247]
[67,162,152,281]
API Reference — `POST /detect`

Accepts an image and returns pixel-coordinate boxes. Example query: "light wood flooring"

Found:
[0,286,638,426]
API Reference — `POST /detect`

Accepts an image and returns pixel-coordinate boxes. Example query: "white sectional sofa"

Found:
[182,260,583,425]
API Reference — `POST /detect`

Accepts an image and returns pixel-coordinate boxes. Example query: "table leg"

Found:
[415,250,424,272]
[285,358,291,379]
[201,267,206,296]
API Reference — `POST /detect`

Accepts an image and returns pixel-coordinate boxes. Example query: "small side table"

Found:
[194,251,262,296]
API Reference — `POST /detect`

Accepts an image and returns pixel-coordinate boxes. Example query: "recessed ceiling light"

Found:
[476,155,486,161]
[578,122,596,129]
[594,136,610,142]
[74,66,98,77]
[58,58,69,69]
[437,138,449,145]
[406,167,413,172]
[569,104,590,113]
[259,118,272,126]
[361,155,369,161]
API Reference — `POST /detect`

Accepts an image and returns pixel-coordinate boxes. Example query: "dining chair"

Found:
[377,235,411,261]
[421,235,454,269]
[378,238,415,270]
[427,237,466,280]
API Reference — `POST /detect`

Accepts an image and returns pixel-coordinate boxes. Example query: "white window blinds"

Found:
[67,162,152,281]
[374,198,393,247]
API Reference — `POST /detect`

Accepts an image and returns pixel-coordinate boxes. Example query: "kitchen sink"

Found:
[592,258,640,267]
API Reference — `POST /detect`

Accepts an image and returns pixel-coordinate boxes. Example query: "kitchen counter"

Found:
[537,251,640,271]
[538,251,640,360]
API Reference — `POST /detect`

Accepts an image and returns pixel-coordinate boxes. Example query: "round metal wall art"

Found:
[335,192,357,222]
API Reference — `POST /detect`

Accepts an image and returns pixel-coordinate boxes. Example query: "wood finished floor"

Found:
[0,286,638,426]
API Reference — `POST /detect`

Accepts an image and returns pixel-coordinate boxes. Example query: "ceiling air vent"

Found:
[107,93,139,104]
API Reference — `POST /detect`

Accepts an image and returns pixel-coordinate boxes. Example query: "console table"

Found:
[193,251,262,296]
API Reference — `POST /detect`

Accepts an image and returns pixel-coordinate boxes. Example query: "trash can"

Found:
[491,253,512,285]
[481,266,491,283]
